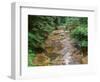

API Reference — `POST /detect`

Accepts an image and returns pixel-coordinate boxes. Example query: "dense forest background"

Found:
[28,15,88,66]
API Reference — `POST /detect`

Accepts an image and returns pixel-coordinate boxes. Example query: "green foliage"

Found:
[70,18,88,48]
[66,17,80,26]
[28,53,36,66]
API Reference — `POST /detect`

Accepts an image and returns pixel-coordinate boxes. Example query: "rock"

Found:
[32,53,50,66]
[81,56,88,64]
[50,55,66,65]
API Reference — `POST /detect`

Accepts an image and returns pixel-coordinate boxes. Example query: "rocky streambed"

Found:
[33,29,88,66]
